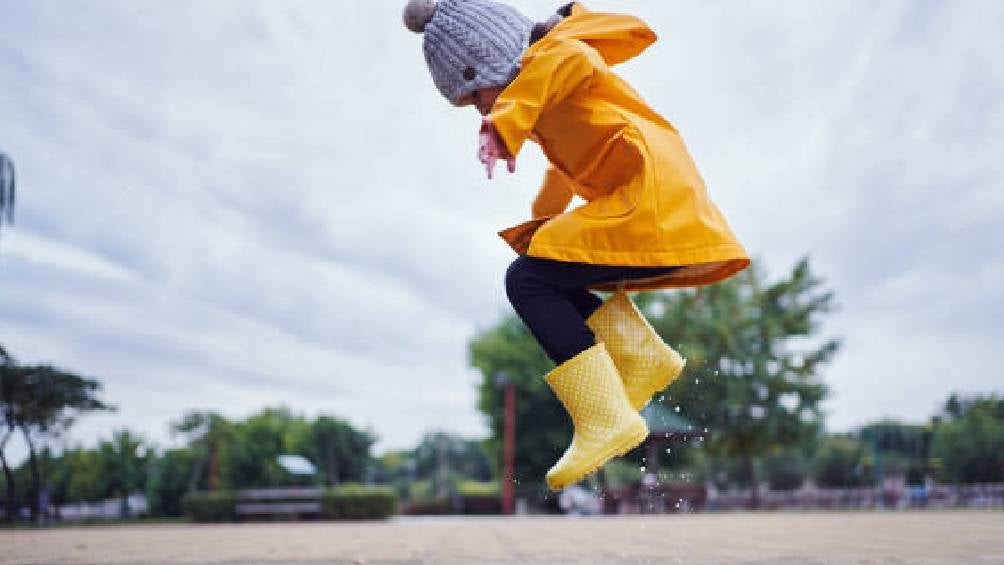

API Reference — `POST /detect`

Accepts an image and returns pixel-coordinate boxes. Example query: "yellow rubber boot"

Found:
[587,291,686,411]
[545,343,649,491]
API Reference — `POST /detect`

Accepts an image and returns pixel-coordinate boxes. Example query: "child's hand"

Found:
[478,118,516,180]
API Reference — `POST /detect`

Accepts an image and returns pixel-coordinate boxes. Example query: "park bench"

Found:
[235,488,324,519]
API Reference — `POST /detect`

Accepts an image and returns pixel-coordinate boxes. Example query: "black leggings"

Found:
[505,256,679,365]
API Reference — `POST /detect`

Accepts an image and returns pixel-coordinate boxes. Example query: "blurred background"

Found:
[0,0,1001,523]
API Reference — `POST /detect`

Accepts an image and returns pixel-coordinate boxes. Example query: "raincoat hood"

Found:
[542,3,657,67]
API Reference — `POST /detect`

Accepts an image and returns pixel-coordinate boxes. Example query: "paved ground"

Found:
[3,511,1004,564]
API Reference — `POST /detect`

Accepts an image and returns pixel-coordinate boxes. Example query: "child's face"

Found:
[460,87,505,116]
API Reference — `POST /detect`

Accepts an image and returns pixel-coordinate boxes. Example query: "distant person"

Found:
[403,1,748,490]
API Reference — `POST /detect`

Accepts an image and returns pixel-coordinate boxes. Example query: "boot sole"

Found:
[547,416,649,491]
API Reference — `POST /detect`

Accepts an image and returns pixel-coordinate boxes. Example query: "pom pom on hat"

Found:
[403,0,437,33]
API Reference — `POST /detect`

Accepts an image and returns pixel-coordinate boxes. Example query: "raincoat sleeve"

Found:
[531,166,575,219]
[488,39,604,157]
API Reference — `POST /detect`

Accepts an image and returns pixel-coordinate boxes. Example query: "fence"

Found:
[686,483,1004,512]
[594,482,1004,514]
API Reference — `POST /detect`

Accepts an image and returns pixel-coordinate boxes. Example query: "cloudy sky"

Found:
[1,1,1001,458]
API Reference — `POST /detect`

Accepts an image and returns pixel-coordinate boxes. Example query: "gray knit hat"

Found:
[403,0,533,106]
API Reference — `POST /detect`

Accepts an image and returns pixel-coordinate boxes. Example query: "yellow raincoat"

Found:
[490,3,749,291]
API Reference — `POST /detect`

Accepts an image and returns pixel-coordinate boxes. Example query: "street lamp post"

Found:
[495,372,516,515]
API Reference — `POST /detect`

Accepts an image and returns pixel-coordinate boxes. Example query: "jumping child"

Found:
[404,0,749,490]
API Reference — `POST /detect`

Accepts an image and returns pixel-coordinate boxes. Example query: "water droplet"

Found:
[695,378,700,384]
[674,406,681,413]
[665,448,672,454]
[640,466,646,472]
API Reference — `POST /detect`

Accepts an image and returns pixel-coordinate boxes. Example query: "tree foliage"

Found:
[813,435,874,487]
[6,405,379,519]
[171,411,233,492]
[146,448,197,516]
[374,431,495,506]
[303,415,375,487]
[101,430,147,517]
[0,351,111,520]
[168,407,375,491]
[932,394,1004,483]
[648,259,838,493]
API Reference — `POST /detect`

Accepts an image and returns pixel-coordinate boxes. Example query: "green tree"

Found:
[0,356,111,520]
[303,415,374,486]
[146,448,197,516]
[172,407,376,493]
[224,406,312,488]
[648,259,838,504]
[171,411,233,492]
[410,432,493,497]
[813,435,874,487]
[45,446,108,505]
[99,430,147,517]
[0,152,13,230]
[931,394,1004,483]
[763,447,809,491]
[859,421,933,485]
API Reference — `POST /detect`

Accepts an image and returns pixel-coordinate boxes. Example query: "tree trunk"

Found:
[188,454,206,493]
[207,442,219,493]
[436,435,448,499]
[744,452,760,509]
[326,446,338,487]
[0,430,16,522]
[21,427,40,521]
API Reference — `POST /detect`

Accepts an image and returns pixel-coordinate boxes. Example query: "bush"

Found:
[182,491,237,522]
[813,437,874,488]
[455,480,500,497]
[764,450,807,491]
[931,396,1004,484]
[321,484,397,520]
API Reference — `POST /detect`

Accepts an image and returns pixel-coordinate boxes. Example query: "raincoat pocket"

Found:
[574,129,644,220]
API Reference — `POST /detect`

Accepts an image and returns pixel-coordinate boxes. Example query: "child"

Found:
[404,0,749,490]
